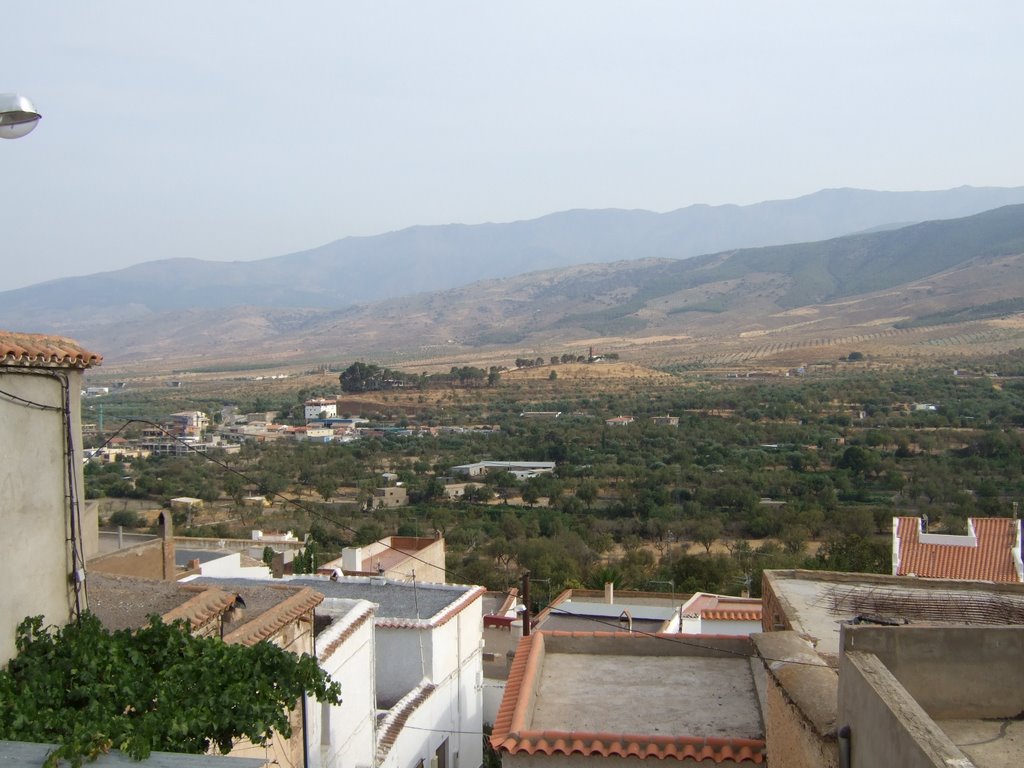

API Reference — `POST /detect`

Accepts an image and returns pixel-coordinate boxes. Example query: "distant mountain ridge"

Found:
[48,202,1024,367]
[4,185,1024,337]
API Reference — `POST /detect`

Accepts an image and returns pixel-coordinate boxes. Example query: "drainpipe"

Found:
[301,693,310,768]
[838,725,851,768]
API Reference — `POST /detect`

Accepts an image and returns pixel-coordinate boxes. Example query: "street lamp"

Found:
[0,93,42,139]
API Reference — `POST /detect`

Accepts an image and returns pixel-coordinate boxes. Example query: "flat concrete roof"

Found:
[938,719,1024,768]
[531,651,763,738]
[203,575,479,623]
[765,570,1024,663]
[537,614,666,634]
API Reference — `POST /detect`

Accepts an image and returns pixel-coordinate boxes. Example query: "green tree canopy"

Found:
[0,614,341,765]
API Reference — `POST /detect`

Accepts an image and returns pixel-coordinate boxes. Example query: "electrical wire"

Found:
[0,385,63,411]
[0,369,89,620]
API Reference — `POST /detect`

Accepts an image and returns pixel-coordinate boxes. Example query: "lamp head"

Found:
[0,93,42,139]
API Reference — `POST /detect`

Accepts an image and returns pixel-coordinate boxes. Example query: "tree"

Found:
[109,510,142,529]
[691,516,724,554]
[0,614,341,765]
[576,480,599,510]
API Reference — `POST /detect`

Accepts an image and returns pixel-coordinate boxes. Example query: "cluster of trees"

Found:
[339,362,501,393]
[514,352,622,369]
[86,361,1024,604]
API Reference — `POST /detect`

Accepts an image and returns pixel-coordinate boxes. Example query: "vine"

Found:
[0,614,341,765]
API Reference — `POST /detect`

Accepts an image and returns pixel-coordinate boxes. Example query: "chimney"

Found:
[159,512,175,581]
[605,581,614,604]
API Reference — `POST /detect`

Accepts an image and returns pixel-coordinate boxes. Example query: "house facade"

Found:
[286,576,486,768]
[0,331,101,665]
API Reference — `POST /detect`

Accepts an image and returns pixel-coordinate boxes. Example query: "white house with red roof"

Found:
[892,516,1024,582]
[678,593,763,636]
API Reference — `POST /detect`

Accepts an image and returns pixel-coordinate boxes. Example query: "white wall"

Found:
[197,552,273,580]
[383,599,484,768]
[700,619,763,636]
[311,600,377,768]
[0,367,85,666]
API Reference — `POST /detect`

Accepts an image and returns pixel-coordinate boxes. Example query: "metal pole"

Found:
[522,571,531,636]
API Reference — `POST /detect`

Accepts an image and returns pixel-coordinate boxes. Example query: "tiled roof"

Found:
[285,576,483,626]
[317,601,376,663]
[222,587,323,646]
[894,517,1022,582]
[161,587,238,631]
[702,609,762,622]
[376,681,437,764]
[491,633,765,764]
[0,331,102,369]
[685,593,763,623]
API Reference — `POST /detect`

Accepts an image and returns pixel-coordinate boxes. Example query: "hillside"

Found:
[64,203,1024,372]
[5,185,1024,337]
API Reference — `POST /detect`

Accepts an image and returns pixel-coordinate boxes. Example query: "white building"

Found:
[0,331,102,665]
[449,461,556,479]
[200,575,486,768]
[305,398,339,421]
[677,592,763,635]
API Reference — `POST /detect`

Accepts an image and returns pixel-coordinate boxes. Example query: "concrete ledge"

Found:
[752,631,838,738]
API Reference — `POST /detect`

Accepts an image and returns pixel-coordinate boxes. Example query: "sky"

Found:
[3,2,1023,290]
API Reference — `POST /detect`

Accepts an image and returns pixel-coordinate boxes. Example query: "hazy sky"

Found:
[3,2,1022,290]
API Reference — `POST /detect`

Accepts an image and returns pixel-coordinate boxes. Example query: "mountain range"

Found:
[5,186,1024,369]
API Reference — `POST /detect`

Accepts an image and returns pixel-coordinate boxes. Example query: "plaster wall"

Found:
[312,608,376,768]
[385,615,483,768]
[838,650,964,768]
[197,553,273,580]
[700,619,762,636]
[0,368,85,666]
[483,680,506,726]
[762,670,838,768]
[841,625,1024,719]
[377,627,433,706]
[750,631,838,768]
[88,540,167,579]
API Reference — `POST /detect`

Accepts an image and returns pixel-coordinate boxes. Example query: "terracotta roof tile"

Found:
[0,331,102,369]
[375,681,436,763]
[894,517,1022,582]
[317,602,375,663]
[685,593,763,622]
[222,587,323,646]
[491,633,765,764]
[161,587,237,631]
[701,609,763,622]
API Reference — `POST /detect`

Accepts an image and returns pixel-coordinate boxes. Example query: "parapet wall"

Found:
[841,624,1024,719]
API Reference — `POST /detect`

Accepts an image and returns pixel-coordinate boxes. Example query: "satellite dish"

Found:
[0,93,42,139]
